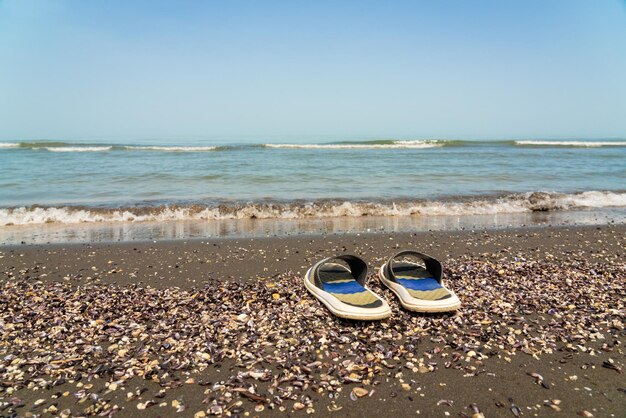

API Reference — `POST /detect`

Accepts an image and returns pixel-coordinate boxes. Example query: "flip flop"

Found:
[304,254,391,320]
[379,250,461,312]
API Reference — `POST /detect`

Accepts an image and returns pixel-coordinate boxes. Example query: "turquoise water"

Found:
[0,138,625,225]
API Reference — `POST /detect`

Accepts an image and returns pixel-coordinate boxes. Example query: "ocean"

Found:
[1,138,625,243]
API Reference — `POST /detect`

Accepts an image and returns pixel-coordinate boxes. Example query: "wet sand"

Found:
[1,225,625,417]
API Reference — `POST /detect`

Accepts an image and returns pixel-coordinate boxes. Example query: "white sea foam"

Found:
[45,146,113,152]
[0,142,20,148]
[2,191,625,226]
[515,140,626,147]
[264,140,444,149]
[124,146,217,151]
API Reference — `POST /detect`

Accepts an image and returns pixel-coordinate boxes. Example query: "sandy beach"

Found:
[1,225,624,417]
[3,1,626,416]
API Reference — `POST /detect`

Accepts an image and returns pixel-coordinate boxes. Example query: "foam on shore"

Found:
[2,190,625,226]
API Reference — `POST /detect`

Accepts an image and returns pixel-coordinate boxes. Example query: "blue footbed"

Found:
[322,280,366,294]
[396,277,442,291]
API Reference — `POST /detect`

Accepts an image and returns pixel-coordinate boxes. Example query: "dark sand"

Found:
[1,225,625,417]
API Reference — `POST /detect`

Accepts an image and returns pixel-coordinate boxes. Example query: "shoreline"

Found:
[1,224,624,417]
[2,224,624,288]
[1,206,625,246]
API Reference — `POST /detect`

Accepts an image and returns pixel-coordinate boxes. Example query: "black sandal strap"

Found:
[312,254,368,288]
[385,250,442,283]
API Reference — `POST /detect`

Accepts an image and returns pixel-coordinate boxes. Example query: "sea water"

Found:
[0,137,624,242]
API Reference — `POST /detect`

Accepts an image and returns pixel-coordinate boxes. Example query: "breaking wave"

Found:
[263,140,447,149]
[515,140,626,147]
[0,139,457,152]
[123,145,218,151]
[3,139,626,152]
[1,191,625,226]
[45,146,113,152]
[0,142,221,153]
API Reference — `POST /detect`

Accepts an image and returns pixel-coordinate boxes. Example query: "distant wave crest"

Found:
[264,140,446,149]
[3,139,450,152]
[124,145,218,151]
[2,191,625,226]
[3,139,625,152]
[45,146,113,152]
[515,140,626,147]
[0,142,221,153]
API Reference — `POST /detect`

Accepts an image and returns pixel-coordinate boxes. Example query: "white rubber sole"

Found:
[378,264,461,312]
[304,267,391,320]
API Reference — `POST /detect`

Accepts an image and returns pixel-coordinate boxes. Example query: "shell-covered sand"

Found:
[1,226,624,417]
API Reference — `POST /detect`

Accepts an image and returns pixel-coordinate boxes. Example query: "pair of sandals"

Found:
[304,251,461,320]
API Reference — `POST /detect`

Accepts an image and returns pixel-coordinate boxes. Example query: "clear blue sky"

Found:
[1,0,625,141]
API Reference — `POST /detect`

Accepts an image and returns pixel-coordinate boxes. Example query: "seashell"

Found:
[344,373,361,383]
[602,360,622,373]
[209,405,223,414]
[352,387,369,398]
